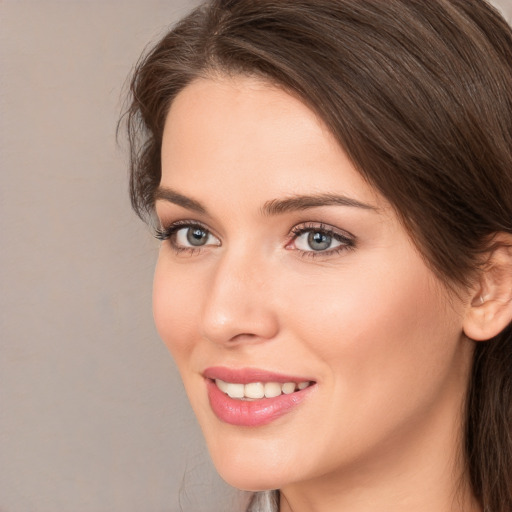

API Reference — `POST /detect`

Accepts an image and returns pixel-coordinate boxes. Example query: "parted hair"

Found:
[124,1,512,510]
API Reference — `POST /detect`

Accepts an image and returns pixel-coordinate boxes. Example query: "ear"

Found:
[463,233,512,341]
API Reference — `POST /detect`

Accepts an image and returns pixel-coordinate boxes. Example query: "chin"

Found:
[200,423,297,492]
[213,457,285,492]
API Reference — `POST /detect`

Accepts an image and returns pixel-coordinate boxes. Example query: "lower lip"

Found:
[206,379,314,427]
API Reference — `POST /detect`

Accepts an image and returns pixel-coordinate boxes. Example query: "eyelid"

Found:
[155,218,211,235]
[289,222,355,240]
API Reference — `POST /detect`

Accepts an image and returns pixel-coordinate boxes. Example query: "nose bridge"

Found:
[200,243,278,345]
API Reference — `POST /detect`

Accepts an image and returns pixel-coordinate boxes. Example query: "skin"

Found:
[153,75,481,512]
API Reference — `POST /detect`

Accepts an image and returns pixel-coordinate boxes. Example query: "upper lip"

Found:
[203,366,315,384]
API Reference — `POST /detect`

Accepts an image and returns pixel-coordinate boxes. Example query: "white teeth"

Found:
[245,382,265,399]
[226,382,244,399]
[215,379,229,393]
[282,382,296,394]
[215,379,311,399]
[264,382,282,398]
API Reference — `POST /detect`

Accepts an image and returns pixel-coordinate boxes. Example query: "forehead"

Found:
[160,75,385,210]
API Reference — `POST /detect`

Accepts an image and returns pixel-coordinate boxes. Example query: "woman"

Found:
[123,1,512,510]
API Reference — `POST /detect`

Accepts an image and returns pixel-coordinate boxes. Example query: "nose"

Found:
[200,248,280,346]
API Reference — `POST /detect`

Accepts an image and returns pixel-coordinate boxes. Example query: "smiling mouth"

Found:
[205,369,316,426]
[214,379,314,400]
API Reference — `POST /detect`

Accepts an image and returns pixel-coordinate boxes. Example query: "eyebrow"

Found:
[154,187,207,214]
[261,193,378,216]
[154,186,377,216]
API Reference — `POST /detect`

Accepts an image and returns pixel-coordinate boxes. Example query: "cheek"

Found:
[265,251,468,476]
[152,253,201,364]
[283,248,463,407]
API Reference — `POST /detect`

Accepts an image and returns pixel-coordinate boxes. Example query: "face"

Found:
[153,76,474,493]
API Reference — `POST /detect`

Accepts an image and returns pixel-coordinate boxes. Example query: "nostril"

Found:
[228,332,258,343]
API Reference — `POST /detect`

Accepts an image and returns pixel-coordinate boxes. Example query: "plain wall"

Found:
[1,1,511,512]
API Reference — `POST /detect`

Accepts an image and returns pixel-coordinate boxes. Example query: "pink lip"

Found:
[203,366,313,384]
[203,367,316,427]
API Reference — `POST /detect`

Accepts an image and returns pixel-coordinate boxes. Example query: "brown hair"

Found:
[123,1,512,510]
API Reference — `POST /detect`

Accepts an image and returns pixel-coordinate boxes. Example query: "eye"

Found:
[155,221,221,253]
[295,230,341,252]
[288,223,355,256]
[176,226,215,247]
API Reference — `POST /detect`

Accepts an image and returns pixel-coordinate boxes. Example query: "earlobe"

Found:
[463,234,512,341]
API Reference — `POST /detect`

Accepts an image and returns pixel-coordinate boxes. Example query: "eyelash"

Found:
[154,220,212,256]
[154,220,356,258]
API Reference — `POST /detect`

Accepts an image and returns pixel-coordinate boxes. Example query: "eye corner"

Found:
[154,226,170,241]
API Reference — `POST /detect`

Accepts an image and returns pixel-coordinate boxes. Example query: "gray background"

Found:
[1,1,511,511]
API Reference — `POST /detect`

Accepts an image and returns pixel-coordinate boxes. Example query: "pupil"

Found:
[187,228,207,246]
[308,231,331,251]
